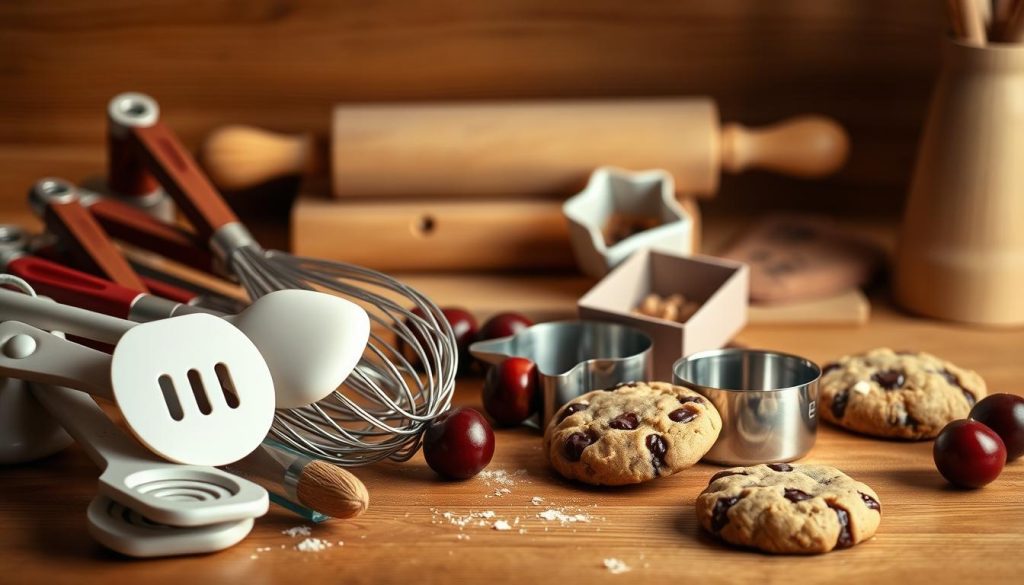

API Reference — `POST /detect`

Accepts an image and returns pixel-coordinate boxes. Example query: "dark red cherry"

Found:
[482,357,538,426]
[403,306,478,375]
[933,419,1006,489]
[969,393,1024,461]
[478,312,533,341]
[423,407,495,479]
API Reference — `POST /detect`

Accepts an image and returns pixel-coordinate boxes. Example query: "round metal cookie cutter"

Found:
[674,348,820,466]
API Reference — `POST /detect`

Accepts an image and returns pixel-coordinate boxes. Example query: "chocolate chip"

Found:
[831,389,850,419]
[940,369,976,406]
[859,492,881,512]
[905,412,920,429]
[767,463,793,472]
[784,488,812,503]
[709,470,747,483]
[609,412,639,430]
[748,249,771,262]
[872,369,905,390]
[771,225,816,242]
[821,362,840,376]
[765,261,798,276]
[669,408,698,423]
[828,503,853,548]
[611,382,638,391]
[678,395,704,406]
[940,369,957,385]
[557,403,588,424]
[645,434,667,472]
[563,431,595,462]
[711,495,743,532]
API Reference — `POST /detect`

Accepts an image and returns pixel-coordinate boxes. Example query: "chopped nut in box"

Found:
[577,249,748,379]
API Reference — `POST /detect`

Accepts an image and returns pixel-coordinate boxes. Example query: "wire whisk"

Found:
[109,92,457,465]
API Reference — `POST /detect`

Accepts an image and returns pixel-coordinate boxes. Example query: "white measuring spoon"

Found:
[31,380,268,527]
[87,496,254,557]
[0,291,276,466]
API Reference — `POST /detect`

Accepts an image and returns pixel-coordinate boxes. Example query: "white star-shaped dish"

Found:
[563,166,693,278]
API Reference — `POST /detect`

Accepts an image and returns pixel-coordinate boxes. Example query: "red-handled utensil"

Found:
[83,196,216,275]
[3,254,179,320]
[108,97,240,243]
[29,180,216,306]
[29,179,149,293]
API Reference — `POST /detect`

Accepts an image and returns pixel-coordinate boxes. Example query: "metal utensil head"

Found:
[470,320,653,426]
[673,348,819,465]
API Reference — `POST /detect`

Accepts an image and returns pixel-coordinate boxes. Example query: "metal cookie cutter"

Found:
[470,320,653,426]
[674,348,820,466]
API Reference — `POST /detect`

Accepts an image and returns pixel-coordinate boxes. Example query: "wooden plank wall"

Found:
[0,0,945,219]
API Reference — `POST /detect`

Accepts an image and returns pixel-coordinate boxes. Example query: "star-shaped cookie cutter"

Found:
[563,166,693,278]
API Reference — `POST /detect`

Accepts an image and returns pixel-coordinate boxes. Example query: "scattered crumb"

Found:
[256,546,273,553]
[493,520,512,531]
[281,526,312,538]
[530,496,544,506]
[537,509,591,525]
[477,468,529,488]
[250,554,258,560]
[434,510,499,528]
[360,535,367,539]
[603,558,631,575]
[295,538,333,553]
[456,533,471,541]
[518,528,527,535]
[337,541,344,546]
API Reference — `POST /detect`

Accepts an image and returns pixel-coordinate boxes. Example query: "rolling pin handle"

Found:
[719,115,850,178]
[200,125,319,190]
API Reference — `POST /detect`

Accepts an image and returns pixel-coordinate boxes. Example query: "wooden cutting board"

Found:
[291,196,702,272]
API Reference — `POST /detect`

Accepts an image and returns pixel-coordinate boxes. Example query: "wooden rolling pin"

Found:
[201,98,849,198]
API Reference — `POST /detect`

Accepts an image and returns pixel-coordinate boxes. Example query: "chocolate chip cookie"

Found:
[543,382,721,486]
[696,463,881,554]
[819,348,986,439]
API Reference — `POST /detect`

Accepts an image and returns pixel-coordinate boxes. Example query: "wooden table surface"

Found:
[1,288,1021,584]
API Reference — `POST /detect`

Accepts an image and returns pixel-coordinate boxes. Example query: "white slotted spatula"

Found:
[0,291,276,466]
[31,380,268,527]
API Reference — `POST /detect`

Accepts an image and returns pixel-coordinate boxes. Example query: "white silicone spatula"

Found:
[31,380,268,527]
[0,291,276,466]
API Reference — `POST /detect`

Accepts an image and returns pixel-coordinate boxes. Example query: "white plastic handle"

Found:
[30,381,156,471]
[0,320,114,400]
[0,288,134,344]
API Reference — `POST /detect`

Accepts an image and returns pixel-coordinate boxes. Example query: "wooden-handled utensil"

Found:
[201,98,849,198]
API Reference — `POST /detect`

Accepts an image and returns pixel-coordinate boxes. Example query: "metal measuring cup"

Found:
[673,348,819,465]
[470,320,653,427]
